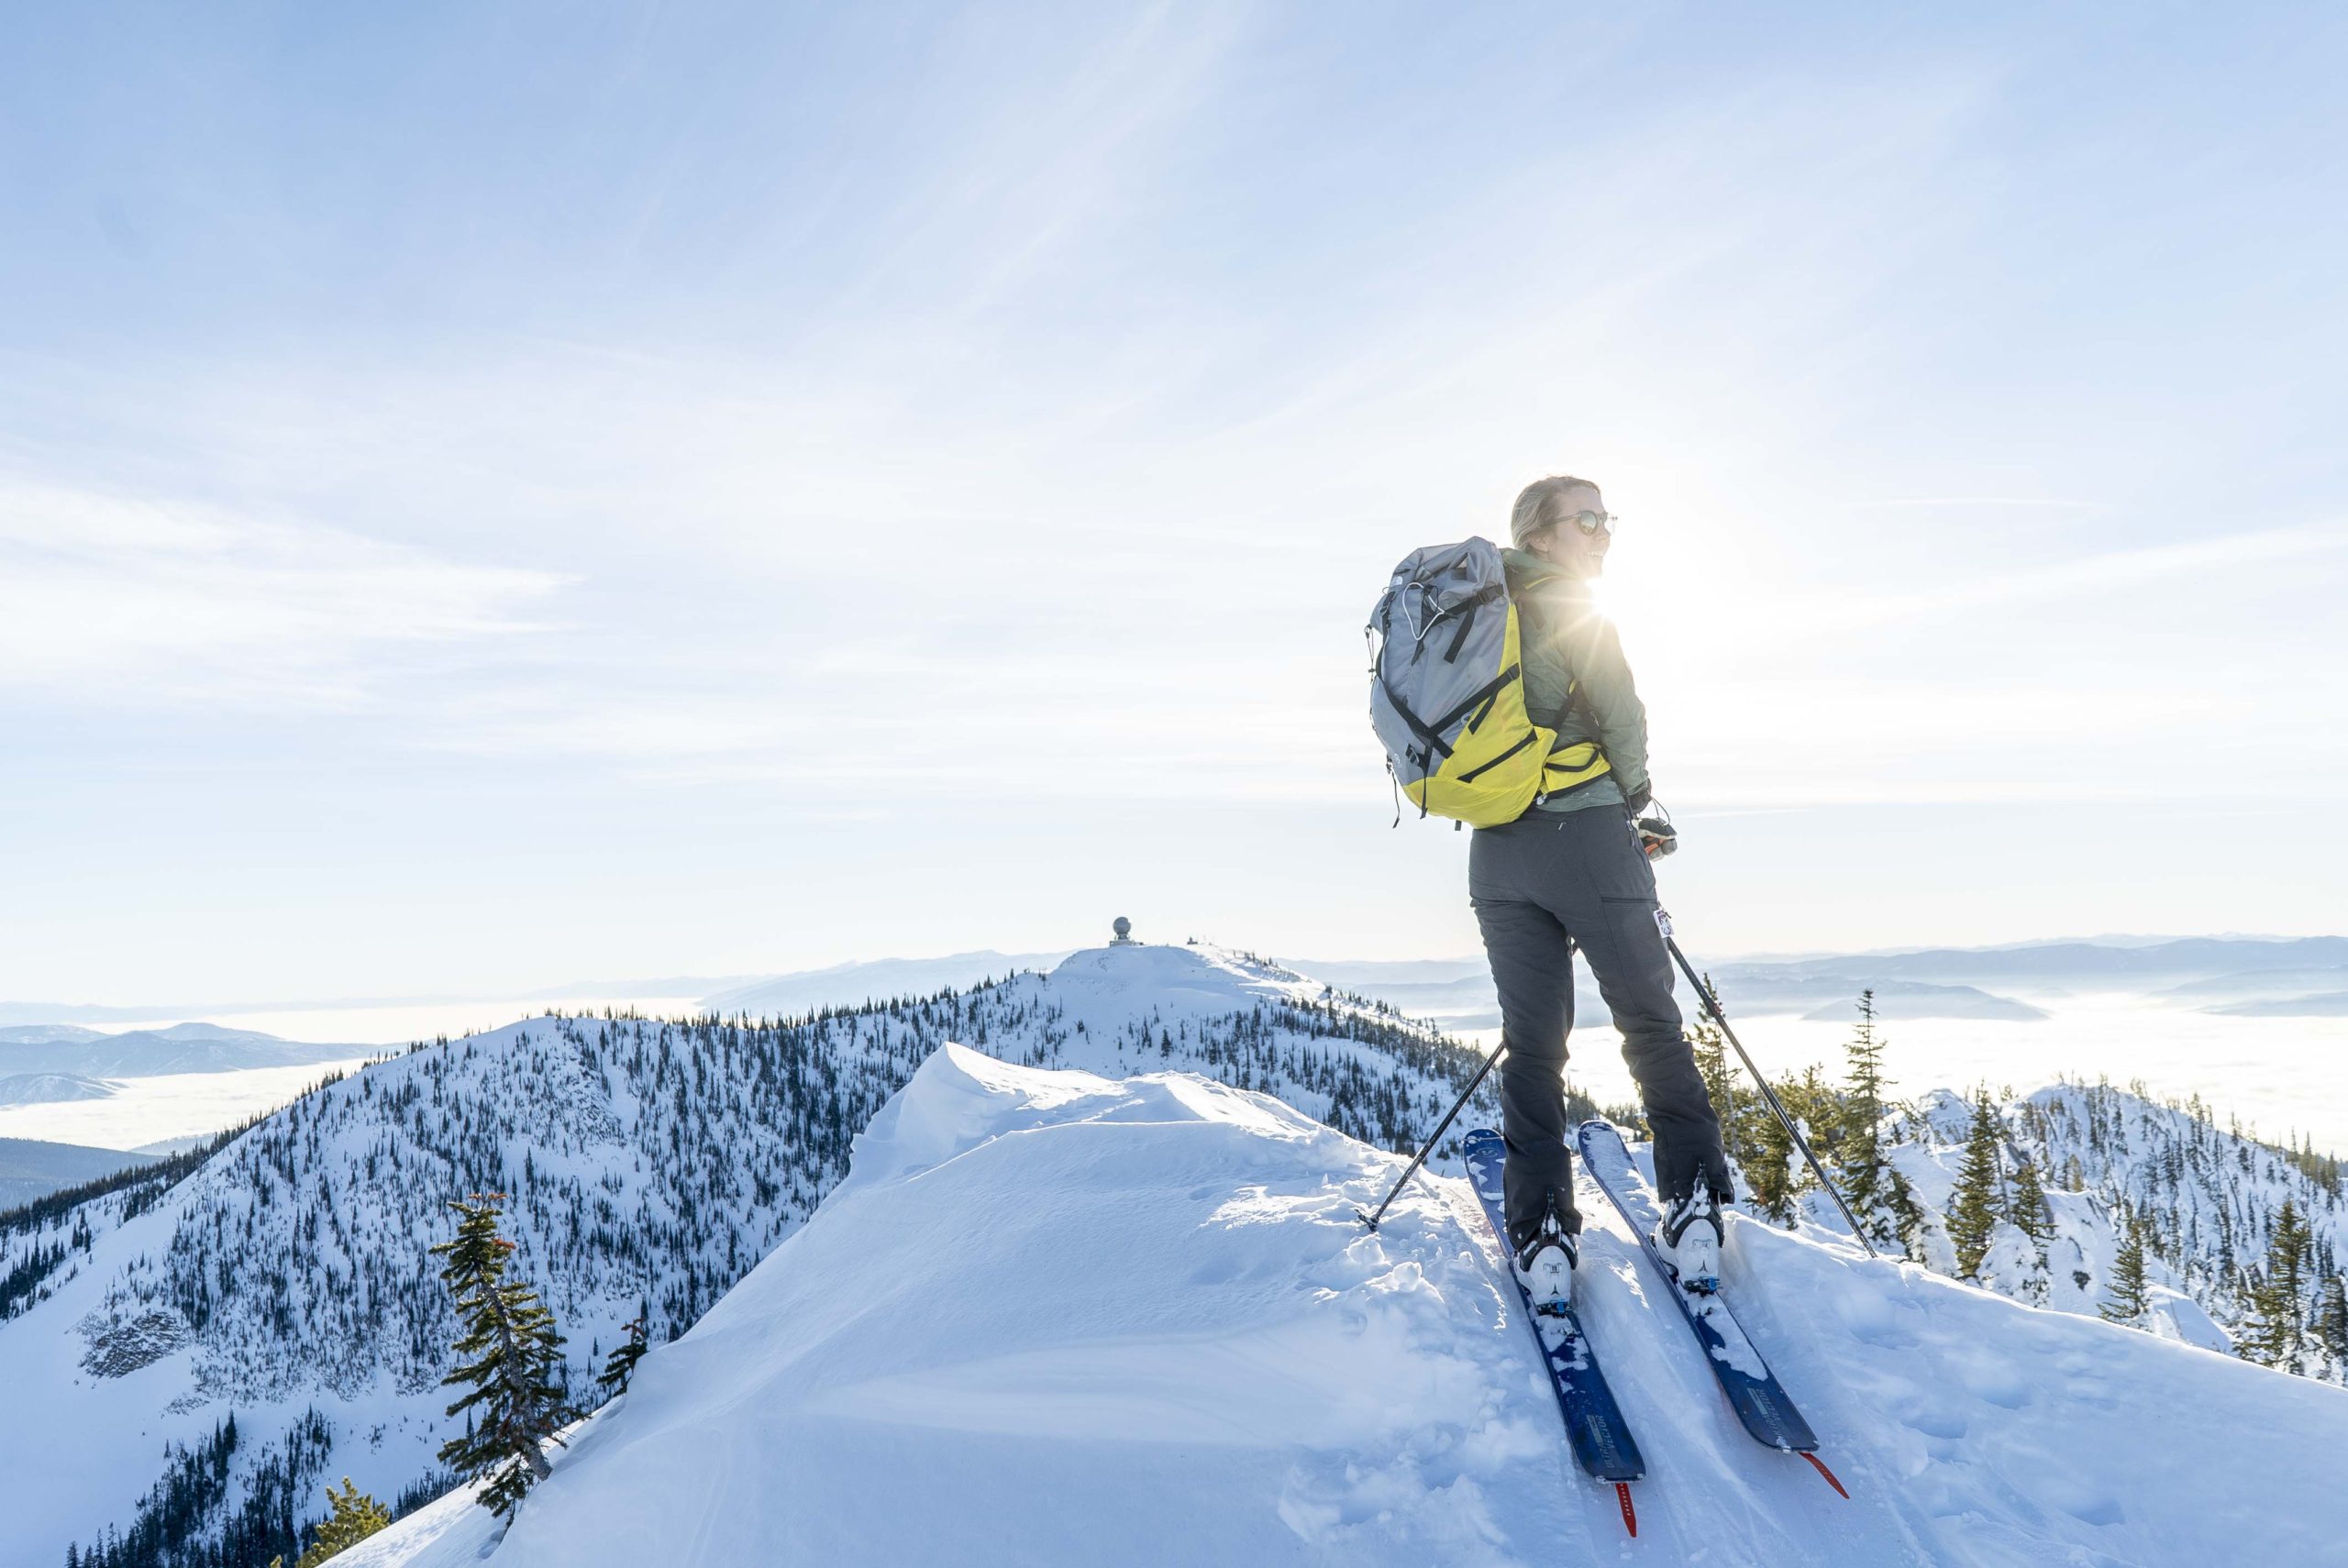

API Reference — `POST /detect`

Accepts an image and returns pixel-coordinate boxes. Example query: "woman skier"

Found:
[1477,474,1735,1309]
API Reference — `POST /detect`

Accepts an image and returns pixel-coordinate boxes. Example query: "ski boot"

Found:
[1512,1187,1579,1315]
[1654,1188,1724,1294]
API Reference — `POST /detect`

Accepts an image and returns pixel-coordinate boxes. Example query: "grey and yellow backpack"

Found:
[1367,537,1610,825]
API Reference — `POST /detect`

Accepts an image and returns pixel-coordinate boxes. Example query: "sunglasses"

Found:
[1562,509,1616,536]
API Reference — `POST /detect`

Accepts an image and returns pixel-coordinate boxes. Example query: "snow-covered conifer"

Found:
[1742,1087,1797,1225]
[1886,1165,1930,1263]
[432,1193,570,1518]
[1690,997,1739,1169]
[2101,1219,2151,1325]
[2314,1275,2348,1369]
[598,1314,649,1398]
[2008,1157,2055,1257]
[1947,1091,2004,1280]
[2241,1198,2312,1373]
[1839,991,1901,1246]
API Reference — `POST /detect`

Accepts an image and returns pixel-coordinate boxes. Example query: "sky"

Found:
[4,2,2346,1004]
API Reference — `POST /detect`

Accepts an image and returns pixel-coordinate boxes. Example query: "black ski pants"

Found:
[1469,804,1731,1245]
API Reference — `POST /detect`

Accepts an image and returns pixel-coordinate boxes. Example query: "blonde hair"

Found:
[1509,475,1599,550]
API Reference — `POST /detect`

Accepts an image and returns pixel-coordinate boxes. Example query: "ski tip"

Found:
[1800,1450,1850,1499]
[1615,1481,1637,1537]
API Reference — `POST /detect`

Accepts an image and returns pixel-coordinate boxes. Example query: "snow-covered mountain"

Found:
[1878,1081,2345,1371]
[0,1136,152,1208]
[0,944,1510,1568]
[4,939,2342,1566]
[338,1044,2348,1568]
[0,1073,115,1109]
[695,948,1074,1016]
[0,1021,365,1082]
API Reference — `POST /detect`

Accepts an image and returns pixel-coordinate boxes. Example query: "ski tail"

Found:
[1577,1118,1825,1454]
[1460,1127,1645,1508]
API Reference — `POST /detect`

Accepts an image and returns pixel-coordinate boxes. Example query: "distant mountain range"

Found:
[2209,992,2348,1018]
[0,1136,155,1208]
[1279,955,2043,1027]
[0,1072,115,1107]
[1283,935,2348,1026]
[1720,935,2348,985]
[3,937,2340,1059]
[0,1022,368,1094]
[699,950,1074,1017]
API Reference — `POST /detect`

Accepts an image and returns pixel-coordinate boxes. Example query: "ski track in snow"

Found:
[337,1043,2348,1568]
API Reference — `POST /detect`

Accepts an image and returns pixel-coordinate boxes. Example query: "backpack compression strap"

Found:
[1379,662,1523,761]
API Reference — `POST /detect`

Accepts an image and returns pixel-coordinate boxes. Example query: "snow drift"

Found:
[344,1044,2348,1568]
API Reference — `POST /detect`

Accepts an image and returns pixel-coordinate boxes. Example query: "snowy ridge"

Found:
[1867,1081,2347,1366]
[0,944,1504,1566]
[342,1045,2348,1568]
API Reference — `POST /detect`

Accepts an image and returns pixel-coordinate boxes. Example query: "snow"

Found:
[1038,942,1324,1023]
[0,944,1495,1566]
[342,1043,2348,1568]
[1871,1082,2348,1366]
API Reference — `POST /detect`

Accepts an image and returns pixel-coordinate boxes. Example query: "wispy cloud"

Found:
[1832,521,2348,628]
[0,480,570,707]
[1851,498,2108,510]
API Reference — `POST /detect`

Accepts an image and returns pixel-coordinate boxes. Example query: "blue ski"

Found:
[1461,1129,1644,1535]
[1577,1120,1848,1496]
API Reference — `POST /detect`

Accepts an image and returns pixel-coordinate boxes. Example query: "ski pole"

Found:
[1656,908,1880,1258]
[1356,1034,1506,1231]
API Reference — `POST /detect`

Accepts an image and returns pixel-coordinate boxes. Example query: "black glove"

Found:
[1622,778,1653,815]
[1636,816,1678,860]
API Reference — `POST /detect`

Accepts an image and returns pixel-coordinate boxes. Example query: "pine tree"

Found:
[1839,991,1894,1242]
[1788,1065,1841,1171]
[1690,994,1739,1168]
[2242,1198,2313,1373]
[1946,1090,2004,1280]
[1843,991,1888,1153]
[2314,1274,2348,1368]
[432,1193,570,1518]
[1885,1165,1930,1264]
[294,1478,392,1566]
[1742,1082,1797,1225]
[2101,1216,2151,1324]
[598,1314,648,1398]
[2006,1156,2055,1260]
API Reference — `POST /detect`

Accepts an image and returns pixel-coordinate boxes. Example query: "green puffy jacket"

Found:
[1501,547,1650,813]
